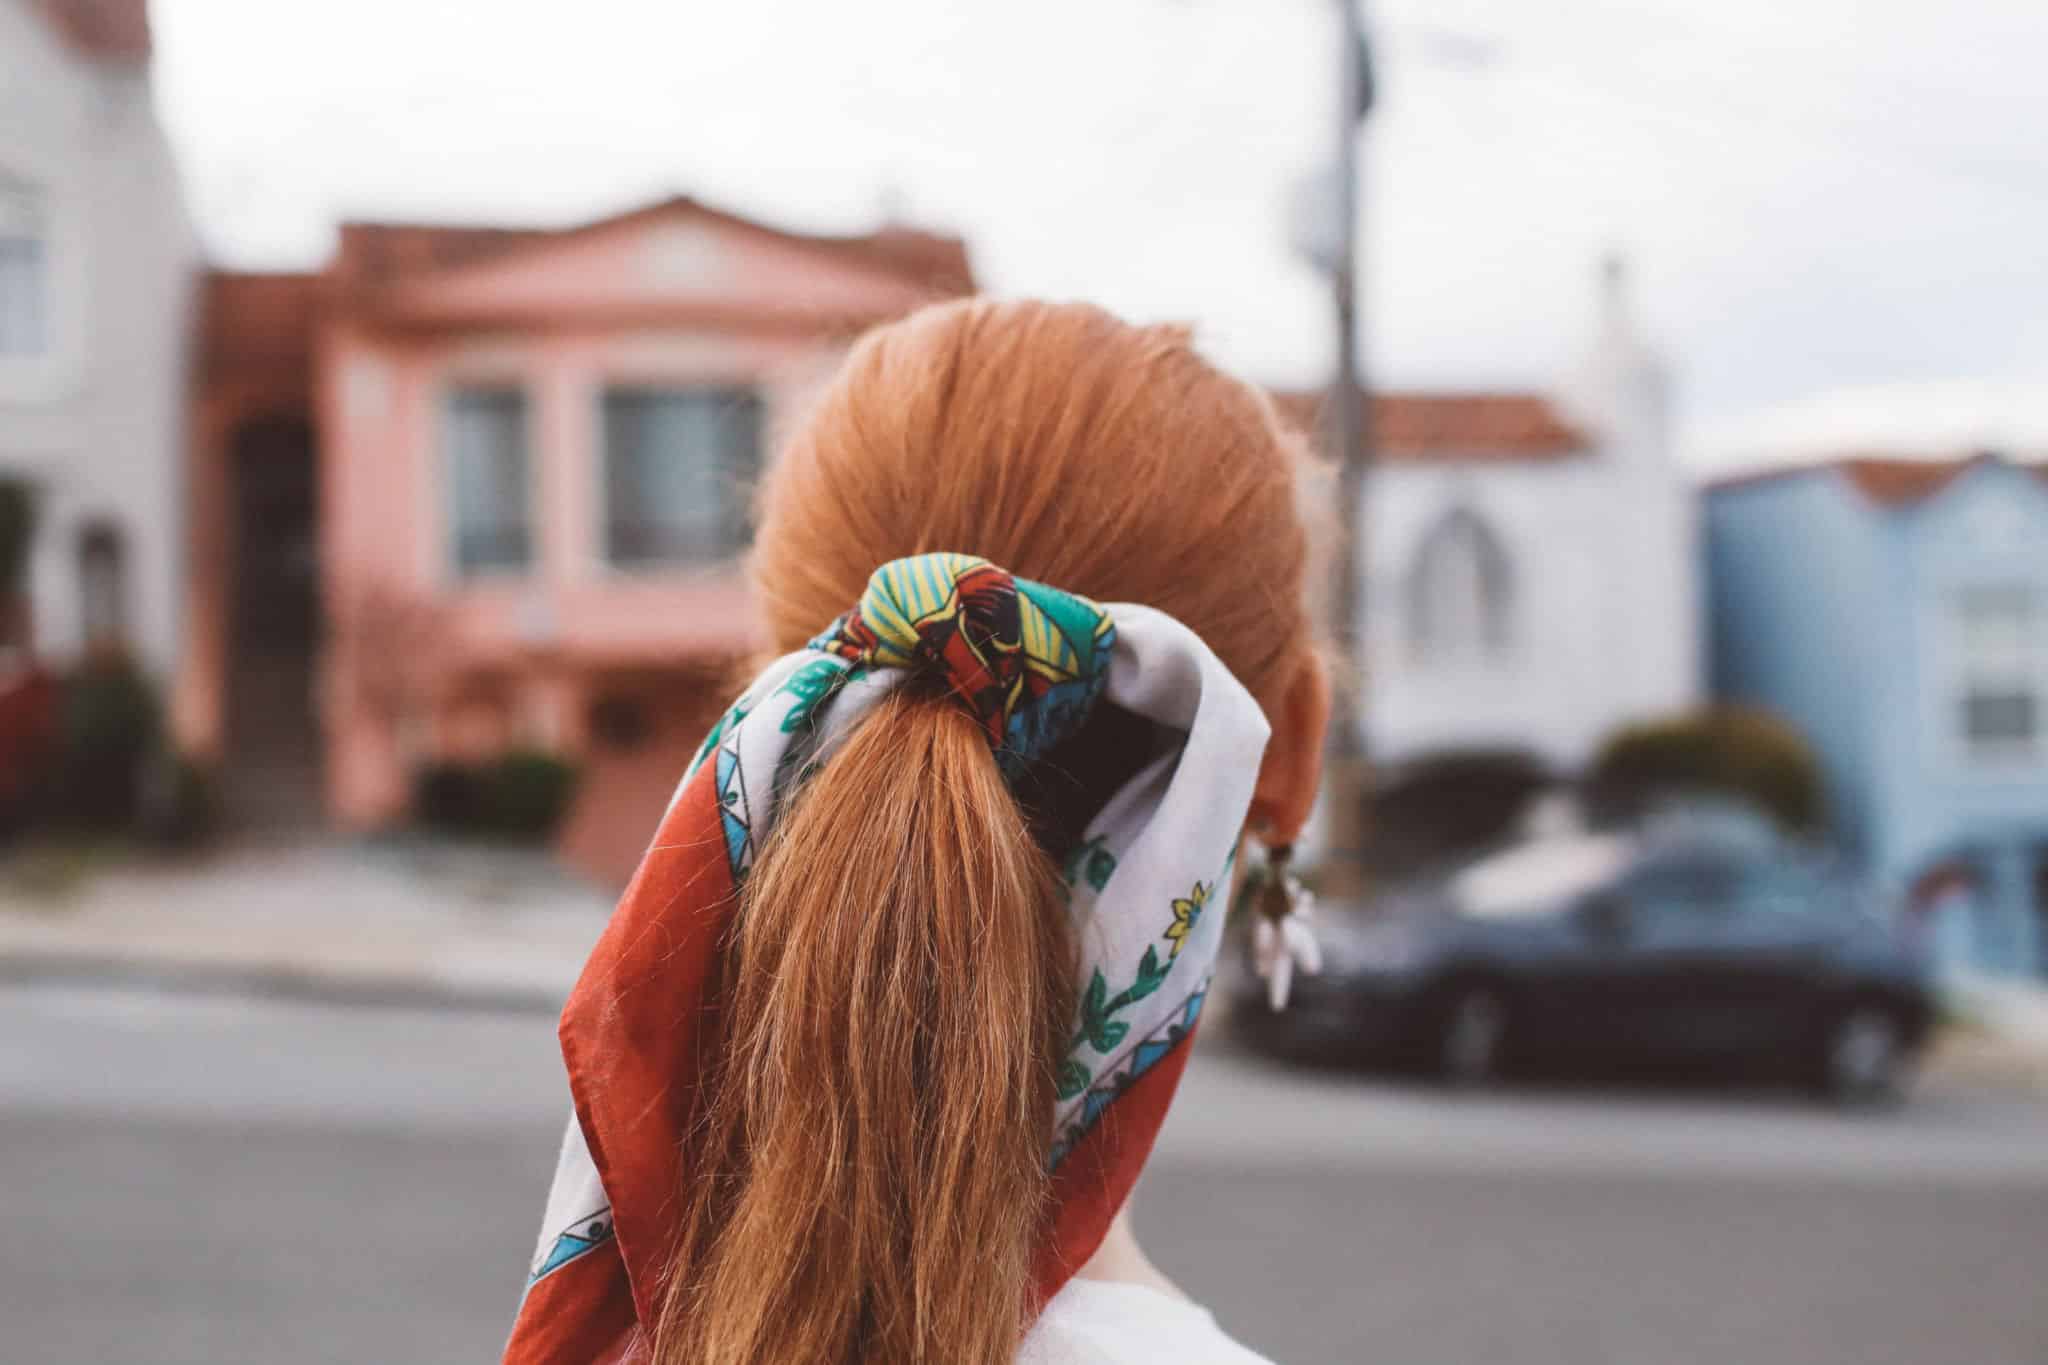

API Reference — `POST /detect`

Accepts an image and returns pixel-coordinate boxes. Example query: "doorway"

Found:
[224,414,322,833]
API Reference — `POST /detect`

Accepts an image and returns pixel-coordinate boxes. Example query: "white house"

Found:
[0,0,196,676]
[1286,258,1699,775]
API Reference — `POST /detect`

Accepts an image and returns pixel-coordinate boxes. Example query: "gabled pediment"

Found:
[352,196,969,331]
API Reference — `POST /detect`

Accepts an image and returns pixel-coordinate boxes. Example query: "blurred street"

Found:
[5,981,2045,1365]
[8,3,2048,1364]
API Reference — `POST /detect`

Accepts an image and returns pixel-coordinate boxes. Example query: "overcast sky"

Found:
[151,0,2048,468]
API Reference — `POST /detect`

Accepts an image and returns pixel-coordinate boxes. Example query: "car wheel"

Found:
[1437,985,1509,1089]
[1819,1003,1909,1108]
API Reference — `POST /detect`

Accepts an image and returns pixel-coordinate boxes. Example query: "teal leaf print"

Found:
[687,696,751,780]
[1127,946,1169,1003]
[1064,836,1117,892]
[1081,970,1107,1025]
[1069,947,1173,1059]
[777,657,854,734]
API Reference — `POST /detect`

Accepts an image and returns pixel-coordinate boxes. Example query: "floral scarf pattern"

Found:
[503,556,1271,1363]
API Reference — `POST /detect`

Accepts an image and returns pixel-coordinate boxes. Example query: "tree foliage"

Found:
[1587,707,1825,835]
[1364,748,1553,880]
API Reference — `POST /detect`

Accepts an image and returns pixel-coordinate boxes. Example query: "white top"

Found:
[1018,1278,1277,1365]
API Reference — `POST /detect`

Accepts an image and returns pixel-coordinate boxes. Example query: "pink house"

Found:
[184,196,973,880]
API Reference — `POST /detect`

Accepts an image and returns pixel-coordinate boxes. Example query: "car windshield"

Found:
[1449,834,1632,919]
[1734,857,1842,917]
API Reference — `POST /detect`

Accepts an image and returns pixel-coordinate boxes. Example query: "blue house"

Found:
[1704,455,2048,978]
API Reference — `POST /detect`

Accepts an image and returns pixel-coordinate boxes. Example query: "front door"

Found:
[224,415,322,833]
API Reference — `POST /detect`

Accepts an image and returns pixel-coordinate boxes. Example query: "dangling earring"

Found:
[1248,841,1322,1012]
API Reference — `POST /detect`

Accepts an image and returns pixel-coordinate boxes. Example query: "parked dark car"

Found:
[1232,821,1936,1104]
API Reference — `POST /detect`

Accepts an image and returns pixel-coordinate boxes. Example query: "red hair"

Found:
[653,299,1319,1364]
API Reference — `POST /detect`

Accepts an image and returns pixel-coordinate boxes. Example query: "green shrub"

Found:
[413,762,484,832]
[1586,707,1824,835]
[412,750,579,842]
[0,479,34,601]
[1364,748,1553,880]
[49,656,163,831]
[139,752,220,851]
[0,669,57,833]
[480,750,579,840]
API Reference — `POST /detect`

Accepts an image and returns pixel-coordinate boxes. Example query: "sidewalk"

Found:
[6,842,2048,1095]
[1930,973,2048,1093]
[0,839,611,1012]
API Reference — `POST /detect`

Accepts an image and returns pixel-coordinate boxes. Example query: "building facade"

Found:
[184,195,971,875]
[0,0,195,676]
[1286,260,1699,779]
[1706,455,2048,977]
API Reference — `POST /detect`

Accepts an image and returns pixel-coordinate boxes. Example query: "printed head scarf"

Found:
[503,554,1271,1363]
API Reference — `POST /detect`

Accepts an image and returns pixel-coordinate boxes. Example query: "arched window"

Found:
[1407,506,1512,667]
[78,520,127,651]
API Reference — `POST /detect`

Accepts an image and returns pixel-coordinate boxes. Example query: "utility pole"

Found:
[1320,0,1375,899]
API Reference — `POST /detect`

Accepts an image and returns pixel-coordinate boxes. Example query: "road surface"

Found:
[4,982,2044,1364]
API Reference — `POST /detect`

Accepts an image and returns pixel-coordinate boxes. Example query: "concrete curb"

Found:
[1925,1035,2048,1095]
[0,951,568,1016]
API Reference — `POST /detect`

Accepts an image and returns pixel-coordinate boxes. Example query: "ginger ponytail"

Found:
[652,689,1076,1365]
[649,297,1318,1363]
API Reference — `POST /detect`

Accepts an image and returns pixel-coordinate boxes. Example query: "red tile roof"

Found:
[1707,453,2048,506]
[31,0,150,62]
[1272,388,1589,462]
[330,224,552,290]
[331,196,975,297]
[833,222,976,296]
[1836,457,1975,506]
[199,196,975,392]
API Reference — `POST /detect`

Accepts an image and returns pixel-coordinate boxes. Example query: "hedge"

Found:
[1586,707,1824,835]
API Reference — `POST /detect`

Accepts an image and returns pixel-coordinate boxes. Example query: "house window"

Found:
[601,386,762,568]
[445,387,532,576]
[1408,506,1513,667]
[77,521,127,650]
[1952,584,2044,761]
[0,177,48,358]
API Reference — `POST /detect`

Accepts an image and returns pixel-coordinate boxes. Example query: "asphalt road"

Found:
[4,983,2045,1365]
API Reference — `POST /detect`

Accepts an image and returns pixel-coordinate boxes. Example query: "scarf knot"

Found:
[810,553,1116,774]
